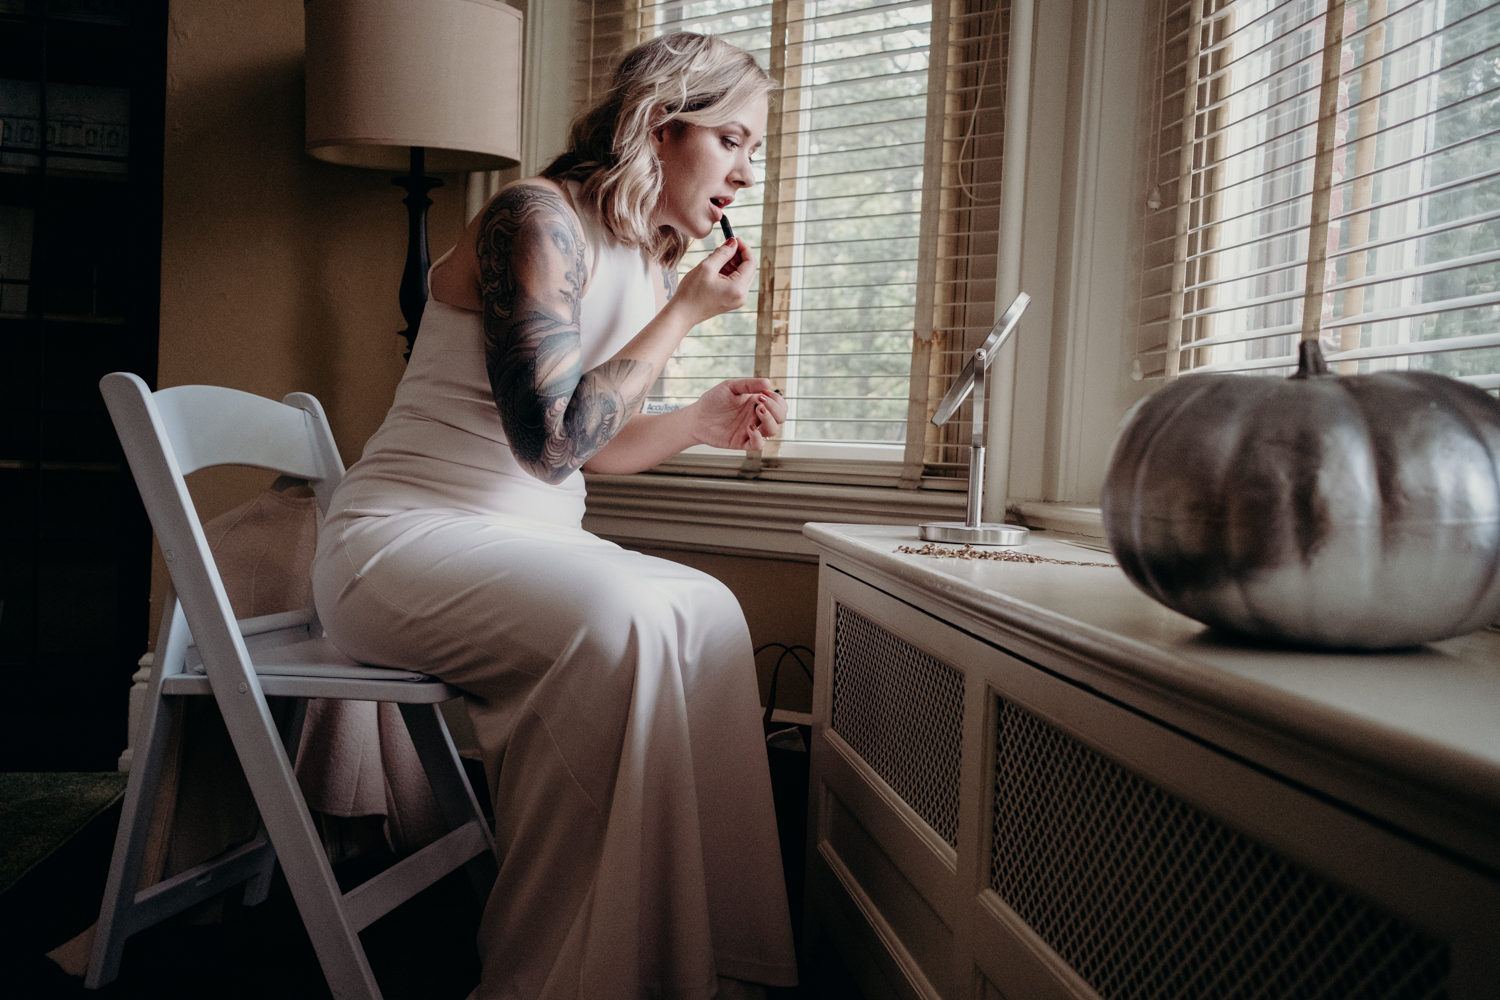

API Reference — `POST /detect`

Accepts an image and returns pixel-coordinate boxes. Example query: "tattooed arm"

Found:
[478,180,754,484]
[479,183,652,484]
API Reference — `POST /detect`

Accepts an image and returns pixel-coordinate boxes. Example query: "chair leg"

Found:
[85,687,176,989]
[241,819,276,908]
[240,696,310,908]
[215,684,383,1000]
[278,696,310,758]
[398,702,499,900]
[88,596,194,989]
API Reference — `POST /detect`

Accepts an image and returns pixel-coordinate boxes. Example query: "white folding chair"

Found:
[88,371,496,1000]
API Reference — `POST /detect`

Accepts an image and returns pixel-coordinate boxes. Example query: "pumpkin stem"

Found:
[1290,340,1331,379]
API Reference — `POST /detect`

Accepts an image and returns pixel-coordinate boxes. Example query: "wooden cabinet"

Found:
[803,524,1500,1000]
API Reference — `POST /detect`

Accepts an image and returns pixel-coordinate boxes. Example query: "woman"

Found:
[311,32,798,1000]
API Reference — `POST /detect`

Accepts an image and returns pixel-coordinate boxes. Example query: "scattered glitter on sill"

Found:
[895,543,1114,568]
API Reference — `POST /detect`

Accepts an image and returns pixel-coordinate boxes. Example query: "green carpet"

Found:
[0,772,128,896]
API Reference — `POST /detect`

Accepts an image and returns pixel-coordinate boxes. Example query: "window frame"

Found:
[509,0,1149,553]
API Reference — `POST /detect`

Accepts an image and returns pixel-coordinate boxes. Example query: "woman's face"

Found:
[650,94,769,240]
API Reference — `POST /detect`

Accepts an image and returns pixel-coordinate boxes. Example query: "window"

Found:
[579,0,1012,489]
[1137,0,1500,387]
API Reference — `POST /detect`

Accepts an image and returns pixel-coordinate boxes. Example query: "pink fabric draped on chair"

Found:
[184,479,449,867]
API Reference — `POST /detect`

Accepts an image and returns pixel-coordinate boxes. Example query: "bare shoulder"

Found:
[496,176,570,205]
[479,180,588,279]
[478,179,585,252]
[437,179,588,312]
[475,179,591,322]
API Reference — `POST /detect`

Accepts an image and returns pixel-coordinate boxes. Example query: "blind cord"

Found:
[1146,0,1170,210]
[957,1,1004,204]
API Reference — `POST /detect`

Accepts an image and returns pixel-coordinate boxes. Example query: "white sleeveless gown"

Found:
[310,202,797,1000]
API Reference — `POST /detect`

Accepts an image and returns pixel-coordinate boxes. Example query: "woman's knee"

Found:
[549,559,741,666]
[559,578,677,666]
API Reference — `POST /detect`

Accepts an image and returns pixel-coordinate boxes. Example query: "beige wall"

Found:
[149,0,816,712]
[151,0,468,642]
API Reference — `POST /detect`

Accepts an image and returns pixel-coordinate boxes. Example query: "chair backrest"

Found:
[100,371,347,692]
[110,377,345,508]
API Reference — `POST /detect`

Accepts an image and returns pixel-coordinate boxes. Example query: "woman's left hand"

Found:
[690,378,787,450]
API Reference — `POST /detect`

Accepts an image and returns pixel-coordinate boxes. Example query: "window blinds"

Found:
[1137,0,1500,390]
[578,0,1011,486]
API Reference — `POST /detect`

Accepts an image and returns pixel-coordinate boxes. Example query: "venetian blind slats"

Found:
[753,1,926,454]
[580,0,1008,482]
[904,0,1009,483]
[1134,0,1194,374]
[656,0,939,455]
[1136,0,1500,390]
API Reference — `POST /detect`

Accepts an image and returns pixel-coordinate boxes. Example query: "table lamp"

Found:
[304,0,523,354]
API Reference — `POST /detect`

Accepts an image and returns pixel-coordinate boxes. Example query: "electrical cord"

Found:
[753,642,814,731]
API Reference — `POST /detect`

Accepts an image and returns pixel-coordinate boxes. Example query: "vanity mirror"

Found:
[918,292,1031,547]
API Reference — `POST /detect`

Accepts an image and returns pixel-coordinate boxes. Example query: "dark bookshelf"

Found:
[0,0,166,770]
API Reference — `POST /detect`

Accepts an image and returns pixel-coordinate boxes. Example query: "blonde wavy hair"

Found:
[543,32,774,266]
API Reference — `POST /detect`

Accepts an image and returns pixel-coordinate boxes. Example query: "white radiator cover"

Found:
[803,523,1500,1000]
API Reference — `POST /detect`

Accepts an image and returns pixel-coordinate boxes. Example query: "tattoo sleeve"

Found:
[477,185,655,484]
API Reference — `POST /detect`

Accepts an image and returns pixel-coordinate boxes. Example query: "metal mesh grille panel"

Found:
[831,603,963,847]
[989,697,1450,1000]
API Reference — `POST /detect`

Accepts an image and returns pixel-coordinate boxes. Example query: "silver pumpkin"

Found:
[1101,343,1500,649]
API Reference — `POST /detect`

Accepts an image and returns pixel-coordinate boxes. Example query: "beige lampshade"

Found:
[304,0,522,173]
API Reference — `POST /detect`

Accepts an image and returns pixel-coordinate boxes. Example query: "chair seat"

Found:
[192,636,433,682]
[165,636,458,703]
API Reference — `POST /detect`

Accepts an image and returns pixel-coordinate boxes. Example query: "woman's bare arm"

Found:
[479,183,657,484]
[479,181,754,484]
[582,379,787,474]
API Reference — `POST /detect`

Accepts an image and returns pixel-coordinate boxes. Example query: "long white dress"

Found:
[310,199,798,1000]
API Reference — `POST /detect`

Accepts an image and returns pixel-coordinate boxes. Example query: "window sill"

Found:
[582,473,1105,561]
[583,473,966,561]
[646,450,936,490]
[1008,500,1107,540]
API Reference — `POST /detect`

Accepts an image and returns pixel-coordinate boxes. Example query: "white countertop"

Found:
[804,522,1500,820]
